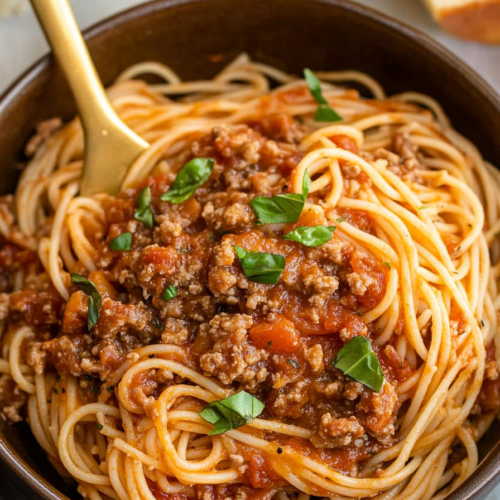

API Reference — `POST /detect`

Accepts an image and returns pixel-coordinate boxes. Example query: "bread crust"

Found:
[435,0,500,44]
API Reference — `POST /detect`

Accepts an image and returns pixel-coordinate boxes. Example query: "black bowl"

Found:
[1,0,500,499]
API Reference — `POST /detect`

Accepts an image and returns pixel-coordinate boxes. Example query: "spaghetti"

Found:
[0,53,499,500]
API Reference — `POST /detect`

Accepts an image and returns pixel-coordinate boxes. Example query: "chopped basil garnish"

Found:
[336,217,346,223]
[304,69,342,122]
[134,186,154,228]
[163,285,178,301]
[382,261,392,270]
[109,232,132,251]
[199,391,264,435]
[332,336,384,392]
[70,274,102,331]
[97,423,104,431]
[250,170,310,224]
[284,225,336,247]
[152,317,163,329]
[234,246,285,285]
[161,158,214,204]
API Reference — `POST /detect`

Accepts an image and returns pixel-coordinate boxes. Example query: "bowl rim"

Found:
[1,0,500,499]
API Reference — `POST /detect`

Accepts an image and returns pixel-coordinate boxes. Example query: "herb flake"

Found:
[152,317,163,329]
[109,232,132,251]
[288,359,300,369]
[161,158,214,204]
[163,285,178,301]
[284,225,336,247]
[250,170,310,224]
[70,274,102,331]
[304,69,342,122]
[234,246,285,285]
[134,186,154,228]
[332,336,384,392]
[199,391,264,435]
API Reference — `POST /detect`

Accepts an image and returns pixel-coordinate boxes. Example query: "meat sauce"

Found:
[3,113,493,497]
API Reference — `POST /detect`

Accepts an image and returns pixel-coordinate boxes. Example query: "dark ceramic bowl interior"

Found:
[1,0,500,499]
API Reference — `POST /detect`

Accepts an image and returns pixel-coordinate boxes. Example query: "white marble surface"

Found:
[0,0,499,498]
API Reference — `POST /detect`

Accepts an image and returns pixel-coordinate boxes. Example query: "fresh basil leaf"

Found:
[163,285,177,301]
[284,225,336,247]
[200,391,265,435]
[161,158,214,204]
[134,186,154,228]
[109,232,132,251]
[234,246,285,285]
[250,170,310,224]
[303,69,342,122]
[70,274,102,331]
[332,336,384,392]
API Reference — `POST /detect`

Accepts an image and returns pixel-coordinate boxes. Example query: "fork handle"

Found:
[30,0,114,128]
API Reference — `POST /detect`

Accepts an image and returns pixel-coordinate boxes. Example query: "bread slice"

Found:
[423,0,500,44]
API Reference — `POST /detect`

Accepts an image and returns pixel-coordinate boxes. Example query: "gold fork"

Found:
[30,0,149,196]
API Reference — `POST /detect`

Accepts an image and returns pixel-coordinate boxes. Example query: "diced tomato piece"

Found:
[247,451,288,488]
[286,209,326,234]
[62,291,88,334]
[328,134,358,153]
[249,315,301,353]
[139,246,179,275]
[88,270,117,300]
[323,302,366,336]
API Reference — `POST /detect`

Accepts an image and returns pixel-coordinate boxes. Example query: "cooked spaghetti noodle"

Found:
[0,53,499,500]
